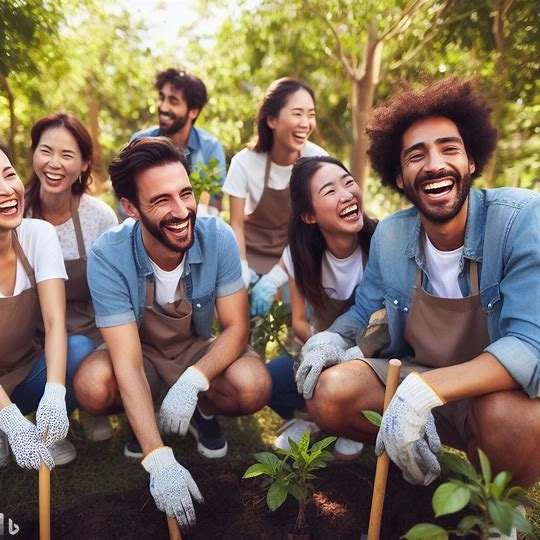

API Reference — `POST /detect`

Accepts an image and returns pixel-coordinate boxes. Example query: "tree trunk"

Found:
[0,74,18,166]
[350,20,383,193]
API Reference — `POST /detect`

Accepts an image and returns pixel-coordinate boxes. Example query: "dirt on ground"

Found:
[16,459,463,540]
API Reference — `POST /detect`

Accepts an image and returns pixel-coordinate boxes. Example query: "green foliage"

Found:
[189,157,223,201]
[402,449,534,540]
[243,430,336,531]
[250,300,293,360]
[362,409,382,428]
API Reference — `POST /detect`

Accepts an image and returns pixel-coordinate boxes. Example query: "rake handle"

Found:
[367,358,402,540]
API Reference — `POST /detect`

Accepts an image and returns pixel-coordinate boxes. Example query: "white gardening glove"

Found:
[343,345,365,362]
[0,404,54,470]
[250,264,288,317]
[159,366,209,436]
[36,382,69,446]
[375,372,444,485]
[295,331,351,400]
[240,259,257,289]
[142,446,204,532]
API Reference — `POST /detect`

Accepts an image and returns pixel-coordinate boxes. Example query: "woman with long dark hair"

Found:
[267,156,377,459]
[25,112,117,444]
[223,78,327,316]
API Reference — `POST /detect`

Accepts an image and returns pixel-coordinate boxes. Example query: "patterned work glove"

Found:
[295,331,350,400]
[0,404,54,470]
[375,372,444,485]
[159,366,209,436]
[142,446,204,532]
[250,264,288,317]
[36,382,69,446]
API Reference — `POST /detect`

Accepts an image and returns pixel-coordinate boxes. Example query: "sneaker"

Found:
[49,439,77,466]
[273,418,322,452]
[332,437,364,461]
[188,407,227,459]
[0,430,9,467]
[124,431,143,459]
[79,412,114,442]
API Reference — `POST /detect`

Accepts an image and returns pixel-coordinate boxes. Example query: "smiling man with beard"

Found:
[73,137,270,533]
[293,77,540,535]
[132,68,226,210]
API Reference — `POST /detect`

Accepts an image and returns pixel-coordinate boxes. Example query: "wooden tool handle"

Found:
[167,516,182,540]
[39,461,51,540]
[367,358,402,540]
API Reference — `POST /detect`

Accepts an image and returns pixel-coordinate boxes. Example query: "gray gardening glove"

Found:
[159,366,209,436]
[295,331,351,400]
[36,382,69,446]
[0,404,54,470]
[375,372,444,485]
[142,446,204,532]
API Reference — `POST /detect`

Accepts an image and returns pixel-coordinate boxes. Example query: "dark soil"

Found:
[16,459,461,540]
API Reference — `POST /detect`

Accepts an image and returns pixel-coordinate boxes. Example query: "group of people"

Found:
[1,68,539,538]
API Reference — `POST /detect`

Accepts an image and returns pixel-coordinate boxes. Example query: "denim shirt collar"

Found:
[405,189,485,273]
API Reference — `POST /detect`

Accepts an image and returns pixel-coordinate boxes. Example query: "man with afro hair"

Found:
[295,76,540,504]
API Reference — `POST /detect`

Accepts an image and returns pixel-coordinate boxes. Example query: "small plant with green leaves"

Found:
[243,430,336,535]
[189,157,222,201]
[250,299,293,359]
[402,448,533,539]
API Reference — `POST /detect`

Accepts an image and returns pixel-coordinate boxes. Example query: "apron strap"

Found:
[70,196,87,259]
[469,260,480,296]
[12,230,37,288]
[263,154,272,188]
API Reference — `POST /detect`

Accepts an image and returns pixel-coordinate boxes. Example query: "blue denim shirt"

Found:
[131,125,226,184]
[329,188,540,397]
[88,216,243,338]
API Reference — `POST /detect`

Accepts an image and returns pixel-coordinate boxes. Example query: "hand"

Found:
[159,366,209,436]
[240,260,257,289]
[343,345,365,362]
[36,382,69,446]
[142,446,204,532]
[375,372,444,485]
[295,331,350,400]
[250,264,288,317]
[0,404,54,469]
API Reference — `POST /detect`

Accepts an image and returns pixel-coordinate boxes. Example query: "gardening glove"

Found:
[36,382,69,446]
[142,446,204,532]
[159,366,209,436]
[241,259,257,289]
[0,404,54,470]
[250,264,288,317]
[295,331,351,400]
[343,345,365,362]
[375,372,444,486]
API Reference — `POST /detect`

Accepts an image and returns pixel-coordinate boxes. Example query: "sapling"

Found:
[243,430,336,534]
[189,158,222,202]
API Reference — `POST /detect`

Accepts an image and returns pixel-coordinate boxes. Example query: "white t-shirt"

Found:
[0,219,67,298]
[223,141,327,215]
[149,258,186,308]
[283,244,363,300]
[424,233,463,298]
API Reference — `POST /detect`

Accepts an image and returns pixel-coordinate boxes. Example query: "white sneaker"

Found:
[0,430,9,467]
[79,411,113,442]
[332,437,364,461]
[273,419,322,451]
[50,439,77,466]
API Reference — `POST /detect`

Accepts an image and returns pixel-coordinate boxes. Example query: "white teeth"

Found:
[167,222,188,231]
[0,200,17,209]
[340,204,358,217]
[423,179,453,192]
[45,173,63,181]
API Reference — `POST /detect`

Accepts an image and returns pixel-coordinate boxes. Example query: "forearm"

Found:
[229,197,247,260]
[292,319,312,344]
[0,386,11,410]
[422,352,519,402]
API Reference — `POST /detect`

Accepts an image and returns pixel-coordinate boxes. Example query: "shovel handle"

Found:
[167,516,182,540]
[367,358,401,540]
[39,460,51,540]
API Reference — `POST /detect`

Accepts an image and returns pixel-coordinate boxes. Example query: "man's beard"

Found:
[158,110,190,136]
[401,169,472,224]
[139,208,196,253]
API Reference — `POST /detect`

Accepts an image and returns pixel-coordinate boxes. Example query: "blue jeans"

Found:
[11,334,95,416]
[267,354,305,419]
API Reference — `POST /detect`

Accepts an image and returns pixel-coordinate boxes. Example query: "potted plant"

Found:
[243,430,336,539]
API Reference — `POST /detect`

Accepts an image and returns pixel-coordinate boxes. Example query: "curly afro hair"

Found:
[367,76,498,191]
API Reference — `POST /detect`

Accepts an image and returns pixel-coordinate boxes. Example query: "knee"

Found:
[306,368,347,428]
[73,350,118,414]
[66,335,95,381]
[237,361,272,414]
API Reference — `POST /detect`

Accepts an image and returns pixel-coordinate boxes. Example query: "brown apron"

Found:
[0,232,44,395]
[63,197,101,344]
[244,155,290,275]
[363,260,490,382]
[138,279,211,387]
